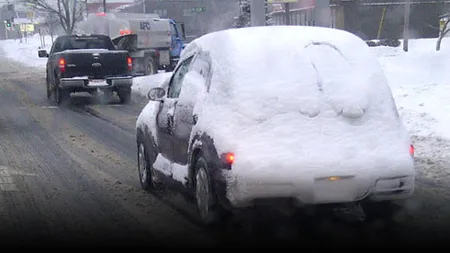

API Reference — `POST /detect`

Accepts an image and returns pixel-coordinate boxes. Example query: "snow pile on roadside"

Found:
[375,38,450,139]
[0,34,52,68]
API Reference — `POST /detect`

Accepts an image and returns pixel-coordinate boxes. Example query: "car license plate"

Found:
[88,79,108,87]
[314,180,358,203]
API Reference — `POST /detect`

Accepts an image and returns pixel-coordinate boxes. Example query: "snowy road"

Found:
[0,55,217,247]
[1,50,450,247]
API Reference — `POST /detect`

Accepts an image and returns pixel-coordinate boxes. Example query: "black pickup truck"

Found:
[38,34,133,104]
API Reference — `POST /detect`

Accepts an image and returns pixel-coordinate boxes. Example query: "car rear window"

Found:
[64,37,115,50]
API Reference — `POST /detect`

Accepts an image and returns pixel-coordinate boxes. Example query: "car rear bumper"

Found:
[216,169,415,208]
[59,76,133,90]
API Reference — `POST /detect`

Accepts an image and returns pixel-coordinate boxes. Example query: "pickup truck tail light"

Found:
[59,58,66,73]
[410,144,414,157]
[127,57,132,71]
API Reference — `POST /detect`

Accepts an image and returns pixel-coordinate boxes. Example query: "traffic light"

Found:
[5,19,11,28]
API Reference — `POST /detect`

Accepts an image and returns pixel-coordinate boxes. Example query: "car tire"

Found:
[54,80,69,105]
[46,75,51,99]
[118,89,131,104]
[137,137,161,191]
[194,156,228,227]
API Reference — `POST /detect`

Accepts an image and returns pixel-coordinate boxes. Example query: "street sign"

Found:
[267,0,298,3]
[20,24,34,32]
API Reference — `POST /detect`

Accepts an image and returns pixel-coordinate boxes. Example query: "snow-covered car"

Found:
[135,26,415,225]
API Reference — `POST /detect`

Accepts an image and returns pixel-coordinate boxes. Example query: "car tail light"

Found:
[409,144,414,157]
[59,58,66,73]
[222,152,235,165]
[127,57,132,71]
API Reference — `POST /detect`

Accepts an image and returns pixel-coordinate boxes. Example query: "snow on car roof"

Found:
[183,26,395,121]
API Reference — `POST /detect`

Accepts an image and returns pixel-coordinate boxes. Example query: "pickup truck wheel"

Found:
[55,87,70,105]
[118,90,131,104]
[144,57,157,76]
[46,76,51,99]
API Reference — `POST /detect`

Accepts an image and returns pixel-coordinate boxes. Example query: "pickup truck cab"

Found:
[38,34,133,104]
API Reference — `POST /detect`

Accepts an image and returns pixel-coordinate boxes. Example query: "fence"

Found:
[272,7,315,26]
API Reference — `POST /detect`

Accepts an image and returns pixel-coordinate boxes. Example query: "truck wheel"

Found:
[144,57,157,76]
[164,64,173,72]
[55,87,70,105]
[53,77,70,105]
[118,89,131,104]
[46,75,51,99]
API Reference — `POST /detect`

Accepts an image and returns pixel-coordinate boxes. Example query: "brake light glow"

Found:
[119,29,132,35]
[127,57,132,71]
[96,12,106,16]
[59,58,66,73]
[224,153,235,165]
[410,144,414,157]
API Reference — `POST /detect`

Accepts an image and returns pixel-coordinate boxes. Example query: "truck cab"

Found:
[169,19,185,69]
[77,13,186,75]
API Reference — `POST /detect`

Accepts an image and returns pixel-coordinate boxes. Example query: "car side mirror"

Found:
[148,87,166,101]
[38,49,48,58]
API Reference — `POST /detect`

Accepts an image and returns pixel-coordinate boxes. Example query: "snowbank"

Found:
[375,38,450,139]
[0,34,52,68]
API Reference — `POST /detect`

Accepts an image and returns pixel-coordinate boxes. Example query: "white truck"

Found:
[77,12,185,76]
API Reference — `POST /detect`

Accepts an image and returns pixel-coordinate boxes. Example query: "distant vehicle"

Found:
[135,26,415,226]
[77,12,185,76]
[38,34,133,104]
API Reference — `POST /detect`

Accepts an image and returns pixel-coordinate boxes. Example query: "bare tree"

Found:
[437,13,450,51]
[20,0,84,35]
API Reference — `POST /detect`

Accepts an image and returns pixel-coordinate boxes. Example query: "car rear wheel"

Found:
[194,156,227,227]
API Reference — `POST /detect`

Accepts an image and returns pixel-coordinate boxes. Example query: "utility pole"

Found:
[85,0,88,19]
[285,3,290,25]
[103,0,107,13]
[3,21,7,40]
[250,0,265,26]
[143,0,146,14]
[403,0,411,52]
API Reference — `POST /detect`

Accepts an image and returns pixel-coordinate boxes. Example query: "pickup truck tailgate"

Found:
[62,49,130,79]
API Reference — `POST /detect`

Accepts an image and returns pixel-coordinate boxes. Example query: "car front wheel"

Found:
[137,139,161,191]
